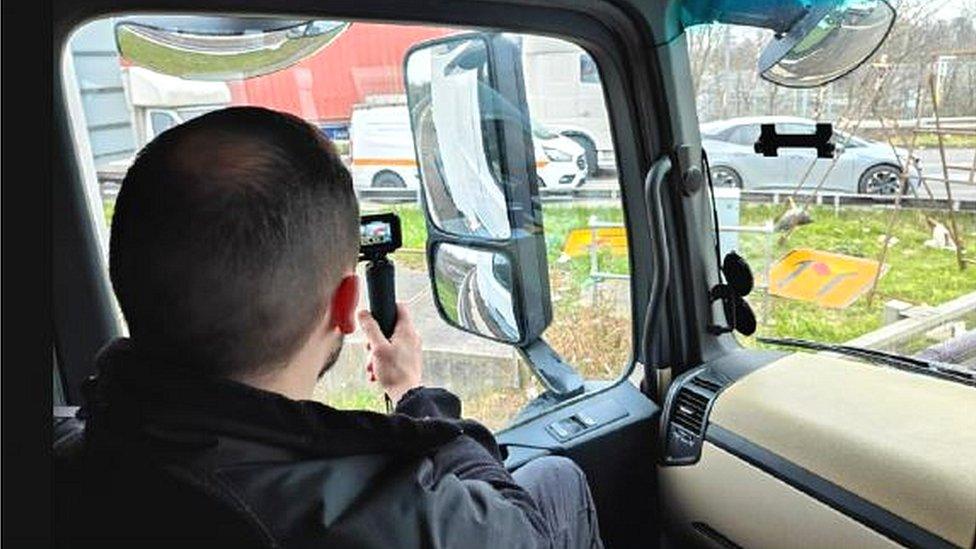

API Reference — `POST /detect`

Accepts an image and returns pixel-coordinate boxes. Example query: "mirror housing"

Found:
[404,32,552,347]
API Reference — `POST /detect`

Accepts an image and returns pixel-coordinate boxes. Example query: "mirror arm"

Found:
[519,340,585,398]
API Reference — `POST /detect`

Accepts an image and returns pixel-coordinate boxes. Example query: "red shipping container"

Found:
[228,23,453,124]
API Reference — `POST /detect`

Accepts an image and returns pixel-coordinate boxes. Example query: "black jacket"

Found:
[55,339,551,548]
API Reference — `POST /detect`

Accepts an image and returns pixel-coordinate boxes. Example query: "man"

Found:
[55,106,603,548]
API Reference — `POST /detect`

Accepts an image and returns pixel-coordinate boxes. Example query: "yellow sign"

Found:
[769,248,886,309]
[561,227,629,259]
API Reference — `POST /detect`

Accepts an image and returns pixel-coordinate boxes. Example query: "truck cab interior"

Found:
[49,0,976,548]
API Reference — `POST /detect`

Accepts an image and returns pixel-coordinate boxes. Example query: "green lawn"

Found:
[383,201,975,346]
[859,131,976,149]
[737,204,976,344]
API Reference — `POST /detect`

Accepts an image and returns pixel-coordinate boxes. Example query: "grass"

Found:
[860,130,976,149]
[736,203,976,345]
[379,200,975,345]
[315,387,385,414]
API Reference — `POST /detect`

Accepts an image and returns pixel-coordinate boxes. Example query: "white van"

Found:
[349,103,587,190]
[349,104,422,189]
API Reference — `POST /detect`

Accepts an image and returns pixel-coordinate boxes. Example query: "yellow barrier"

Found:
[770,248,887,309]
[561,226,629,259]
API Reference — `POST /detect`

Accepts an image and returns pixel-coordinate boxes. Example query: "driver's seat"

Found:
[52,407,271,548]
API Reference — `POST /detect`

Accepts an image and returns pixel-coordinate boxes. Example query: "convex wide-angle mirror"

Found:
[433,244,519,342]
[404,33,551,346]
[115,16,348,80]
[758,0,895,87]
[682,0,896,88]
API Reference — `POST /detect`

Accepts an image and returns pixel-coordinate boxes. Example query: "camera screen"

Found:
[361,220,393,247]
[359,212,402,257]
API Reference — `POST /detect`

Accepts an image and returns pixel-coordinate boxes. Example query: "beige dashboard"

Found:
[661,352,976,548]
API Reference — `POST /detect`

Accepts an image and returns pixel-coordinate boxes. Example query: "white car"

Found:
[349,103,586,190]
[532,123,588,189]
[701,116,922,195]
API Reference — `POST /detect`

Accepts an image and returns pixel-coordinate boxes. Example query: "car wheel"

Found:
[566,134,598,177]
[536,176,547,189]
[372,171,406,188]
[709,165,743,188]
[858,164,903,195]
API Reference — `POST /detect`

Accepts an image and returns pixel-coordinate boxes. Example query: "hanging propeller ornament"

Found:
[702,148,757,337]
[708,251,757,336]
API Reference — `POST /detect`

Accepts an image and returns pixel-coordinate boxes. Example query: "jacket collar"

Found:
[83,338,463,460]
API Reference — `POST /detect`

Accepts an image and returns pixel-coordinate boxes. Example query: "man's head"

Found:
[110,106,360,384]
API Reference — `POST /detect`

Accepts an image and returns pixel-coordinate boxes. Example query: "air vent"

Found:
[672,387,709,434]
[690,375,722,393]
[663,370,726,464]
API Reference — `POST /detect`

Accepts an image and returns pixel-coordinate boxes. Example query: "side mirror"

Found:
[404,33,551,347]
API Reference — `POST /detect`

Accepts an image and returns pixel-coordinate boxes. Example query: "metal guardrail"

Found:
[355,187,626,204]
[846,292,976,351]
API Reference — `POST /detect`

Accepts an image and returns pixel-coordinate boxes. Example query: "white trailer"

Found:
[98,66,232,184]
[123,66,231,148]
[521,35,615,175]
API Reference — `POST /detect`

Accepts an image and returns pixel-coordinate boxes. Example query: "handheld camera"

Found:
[359,213,402,338]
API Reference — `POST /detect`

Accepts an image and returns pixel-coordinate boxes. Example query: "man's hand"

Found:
[358,303,423,405]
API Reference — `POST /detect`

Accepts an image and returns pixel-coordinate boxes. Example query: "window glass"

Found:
[579,53,600,84]
[66,18,628,431]
[729,124,759,146]
[692,4,976,368]
[149,111,177,137]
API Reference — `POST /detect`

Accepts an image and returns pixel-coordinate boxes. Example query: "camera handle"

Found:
[365,257,397,339]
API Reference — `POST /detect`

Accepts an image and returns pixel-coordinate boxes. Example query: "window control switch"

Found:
[545,399,628,442]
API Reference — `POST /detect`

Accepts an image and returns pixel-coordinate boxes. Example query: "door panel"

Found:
[500,381,660,549]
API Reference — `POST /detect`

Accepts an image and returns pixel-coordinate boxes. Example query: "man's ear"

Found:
[328,274,360,335]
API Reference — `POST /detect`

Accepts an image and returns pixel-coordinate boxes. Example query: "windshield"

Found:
[692,1,976,369]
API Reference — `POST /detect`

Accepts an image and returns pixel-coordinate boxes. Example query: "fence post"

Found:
[589,216,600,307]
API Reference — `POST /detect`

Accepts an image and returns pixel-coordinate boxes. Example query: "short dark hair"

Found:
[110,106,359,377]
